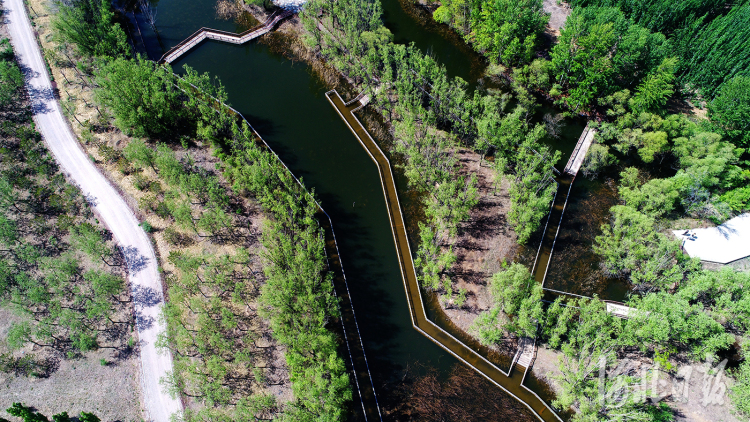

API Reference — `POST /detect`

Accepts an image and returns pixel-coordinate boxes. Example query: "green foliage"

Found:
[580,143,614,178]
[630,57,678,114]
[594,205,691,291]
[3,404,100,422]
[708,75,750,148]
[505,125,560,244]
[550,6,671,111]
[51,0,130,58]
[432,0,547,66]
[486,263,543,338]
[0,58,127,357]
[6,403,48,422]
[569,0,722,34]
[471,306,505,345]
[618,168,679,217]
[139,221,153,233]
[623,290,734,360]
[731,355,750,419]
[720,186,750,211]
[673,1,750,98]
[471,0,548,66]
[95,57,187,138]
[52,412,70,422]
[123,138,156,170]
[0,59,23,108]
[225,133,351,420]
[544,298,655,421]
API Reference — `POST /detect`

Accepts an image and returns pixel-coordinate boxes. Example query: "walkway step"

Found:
[326,89,562,422]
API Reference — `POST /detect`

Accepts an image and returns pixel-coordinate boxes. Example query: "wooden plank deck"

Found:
[515,337,536,369]
[326,89,562,422]
[605,301,640,319]
[563,124,596,177]
[159,10,293,64]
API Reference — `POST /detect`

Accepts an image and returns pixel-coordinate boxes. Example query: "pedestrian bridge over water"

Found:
[158,10,293,64]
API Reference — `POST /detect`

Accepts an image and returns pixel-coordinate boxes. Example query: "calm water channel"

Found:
[134,0,617,418]
[142,0,504,417]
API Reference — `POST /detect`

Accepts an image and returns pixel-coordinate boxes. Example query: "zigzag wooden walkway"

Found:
[326,89,562,422]
[532,123,596,287]
[158,10,293,64]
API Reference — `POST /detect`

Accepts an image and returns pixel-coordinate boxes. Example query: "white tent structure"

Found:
[673,213,750,264]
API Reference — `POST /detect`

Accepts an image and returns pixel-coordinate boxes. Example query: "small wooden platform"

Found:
[563,124,596,177]
[514,337,536,369]
[605,301,640,319]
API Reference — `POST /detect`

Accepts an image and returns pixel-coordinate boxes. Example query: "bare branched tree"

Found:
[138,0,157,31]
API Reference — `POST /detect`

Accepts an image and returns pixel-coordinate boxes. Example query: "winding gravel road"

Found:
[5,0,182,420]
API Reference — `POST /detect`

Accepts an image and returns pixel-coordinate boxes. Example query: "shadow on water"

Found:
[137,0,626,418]
[161,38,459,418]
[380,0,486,87]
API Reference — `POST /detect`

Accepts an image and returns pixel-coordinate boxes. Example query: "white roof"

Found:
[672,213,750,264]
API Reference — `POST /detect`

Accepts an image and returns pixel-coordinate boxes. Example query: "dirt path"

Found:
[543,0,571,36]
[4,0,182,420]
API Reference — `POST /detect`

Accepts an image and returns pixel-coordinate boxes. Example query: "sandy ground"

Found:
[4,0,182,419]
[543,0,571,36]
[0,310,144,421]
[436,149,519,350]
[18,0,292,412]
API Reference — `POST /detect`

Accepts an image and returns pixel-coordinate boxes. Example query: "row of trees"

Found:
[2,403,100,422]
[50,2,353,418]
[300,0,561,303]
[433,0,548,66]
[225,131,352,421]
[0,39,130,360]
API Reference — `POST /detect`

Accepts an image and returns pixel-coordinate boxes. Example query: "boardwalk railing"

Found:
[532,123,596,288]
[326,89,563,422]
[173,77,382,421]
[158,10,293,64]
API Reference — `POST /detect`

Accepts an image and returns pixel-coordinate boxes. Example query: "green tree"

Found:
[0,60,23,108]
[731,355,750,419]
[708,75,750,148]
[551,6,669,111]
[123,138,157,171]
[6,403,48,422]
[488,264,543,337]
[630,57,678,114]
[594,205,687,291]
[95,57,186,138]
[52,0,130,58]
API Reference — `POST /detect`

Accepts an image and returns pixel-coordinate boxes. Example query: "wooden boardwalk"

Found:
[514,337,536,369]
[326,90,562,422]
[563,124,596,177]
[605,301,640,319]
[532,123,596,286]
[158,10,293,64]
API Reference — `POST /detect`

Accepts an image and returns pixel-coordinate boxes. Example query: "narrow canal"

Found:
[134,0,620,418]
[141,1,539,419]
